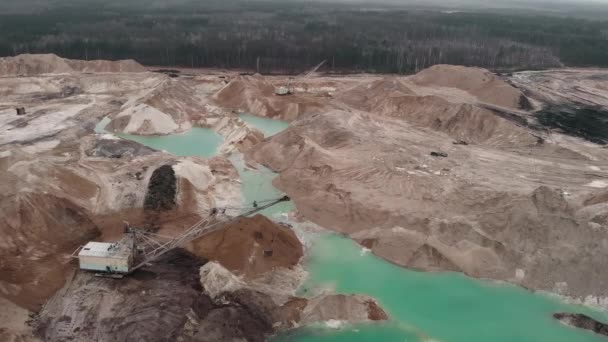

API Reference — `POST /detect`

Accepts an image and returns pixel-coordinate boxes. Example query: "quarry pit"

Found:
[1,54,608,342]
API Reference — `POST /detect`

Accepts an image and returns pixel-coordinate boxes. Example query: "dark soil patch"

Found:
[519,95,534,110]
[554,312,608,336]
[536,105,608,145]
[36,249,277,342]
[86,139,156,158]
[144,165,177,211]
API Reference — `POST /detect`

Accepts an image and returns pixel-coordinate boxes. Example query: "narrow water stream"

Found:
[95,115,607,342]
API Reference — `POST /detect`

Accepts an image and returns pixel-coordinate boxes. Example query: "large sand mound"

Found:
[339,78,536,145]
[212,75,334,121]
[410,64,528,109]
[0,54,145,76]
[337,77,415,112]
[0,192,99,310]
[106,80,200,135]
[0,54,73,76]
[65,58,145,73]
[376,95,535,146]
[190,214,303,279]
[338,77,535,146]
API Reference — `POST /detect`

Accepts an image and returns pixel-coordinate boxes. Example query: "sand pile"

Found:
[300,294,388,324]
[190,214,303,279]
[337,78,535,146]
[213,115,265,154]
[0,54,145,76]
[337,77,415,112]
[378,95,535,146]
[173,157,242,214]
[212,75,334,121]
[65,58,145,73]
[0,54,73,76]
[0,192,99,310]
[410,64,528,109]
[106,80,200,135]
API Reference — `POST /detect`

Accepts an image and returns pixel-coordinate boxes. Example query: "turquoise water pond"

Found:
[240,113,292,137]
[95,114,607,342]
[274,234,608,342]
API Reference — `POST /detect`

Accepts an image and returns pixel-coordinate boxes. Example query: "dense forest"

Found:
[1,0,608,74]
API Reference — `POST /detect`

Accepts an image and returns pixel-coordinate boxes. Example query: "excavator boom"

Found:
[127,196,290,273]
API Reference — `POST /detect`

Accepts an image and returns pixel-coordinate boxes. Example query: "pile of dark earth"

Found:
[536,104,608,145]
[144,164,177,211]
[86,139,156,159]
[553,312,608,337]
[35,250,277,342]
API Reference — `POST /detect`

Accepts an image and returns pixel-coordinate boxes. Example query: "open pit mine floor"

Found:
[1,54,608,342]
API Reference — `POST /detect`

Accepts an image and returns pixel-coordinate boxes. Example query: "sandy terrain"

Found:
[0,54,607,340]
[247,68,608,304]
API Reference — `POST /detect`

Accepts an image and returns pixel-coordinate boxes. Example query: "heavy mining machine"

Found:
[73,196,291,277]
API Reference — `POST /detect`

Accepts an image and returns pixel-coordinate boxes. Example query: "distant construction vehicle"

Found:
[274,60,326,96]
[74,196,291,277]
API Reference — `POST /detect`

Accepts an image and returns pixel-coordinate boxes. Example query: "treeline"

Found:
[0,0,607,73]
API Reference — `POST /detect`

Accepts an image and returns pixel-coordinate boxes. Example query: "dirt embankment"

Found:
[105,79,197,135]
[0,54,145,77]
[0,193,99,311]
[410,64,528,110]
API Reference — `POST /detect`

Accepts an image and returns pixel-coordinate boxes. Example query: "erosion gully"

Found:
[96,114,608,342]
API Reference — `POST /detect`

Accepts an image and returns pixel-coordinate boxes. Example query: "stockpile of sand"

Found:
[212,75,334,121]
[410,64,528,109]
[172,157,242,214]
[106,80,201,135]
[338,78,535,146]
[65,59,145,73]
[0,54,145,76]
[379,95,535,146]
[0,192,99,310]
[190,214,303,279]
[337,77,415,112]
[0,54,73,76]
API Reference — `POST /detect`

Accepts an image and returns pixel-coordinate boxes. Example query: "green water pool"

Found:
[275,234,608,342]
[95,113,607,342]
[239,113,291,137]
[95,119,222,157]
